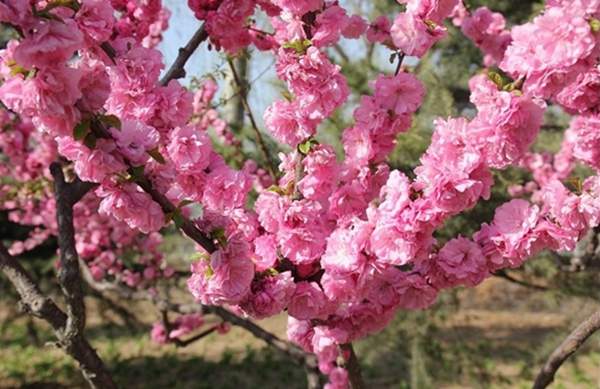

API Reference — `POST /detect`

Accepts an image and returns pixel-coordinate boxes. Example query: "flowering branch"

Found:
[533,309,600,389]
[159,24,208,86]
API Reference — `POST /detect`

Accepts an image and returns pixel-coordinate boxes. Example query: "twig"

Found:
[159,24,208,86]
[493,269,548,291]
[226,57,278,179]
[340,343,366,389]
[533,309,600,389]
[175,324,220,347]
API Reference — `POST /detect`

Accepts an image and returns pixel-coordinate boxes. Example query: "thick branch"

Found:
[533,309,600,389]
[50,163,88,336]
[340,343,366,389]
[0,244,116,389]
[159,24,208,86]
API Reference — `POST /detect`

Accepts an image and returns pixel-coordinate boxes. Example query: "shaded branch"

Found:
[493,269,548,291]
[50,162,88,337]
[159,24,208,86]
[340,343,366,389]
[533,309,600,389]
[0,243,116,389]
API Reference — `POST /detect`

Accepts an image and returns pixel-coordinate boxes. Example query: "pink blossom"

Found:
[97,183,165,233]
[461,7,511,66]
[400,0,459,24]
[324,367,349,389]
[342,15,368,39]
[167,125,212,174]
[366,16,391,44]
[56,137,125,183]
[187,239,255,305]
[287,317,315,352]
[312,5,350,48]
[271,0,322,16]
[277,199,331,265]
[322,219,372,274]
[475,199,541,269]
[373,73,425,115]
[202,162,252,211]
[240,271,296,319]
[434,236,487,287]
[77,0,116,44]
[253,234,279,272]
[298,145,339,201]
[14,19,83,69]
[110,121,160,165]
[555,68,600,114]
[390,12,446,58]
[264,100,315,147]
[288,281,329,320]
[570,114,600,170]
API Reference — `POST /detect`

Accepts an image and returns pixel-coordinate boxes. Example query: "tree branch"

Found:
[0,243,116,389]
[50,162,88,337]
[159,24,208,86]
[533,309,600,389]
[340,343,366,389]
[493,269,548,291]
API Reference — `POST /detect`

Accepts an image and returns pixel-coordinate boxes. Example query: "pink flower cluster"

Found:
[391,0,459,57]
[458,6,511,66]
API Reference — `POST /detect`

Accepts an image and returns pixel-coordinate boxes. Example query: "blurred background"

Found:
[2,0,600,388]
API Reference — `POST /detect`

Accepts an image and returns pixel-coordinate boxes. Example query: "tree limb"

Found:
[50,162,88,337]
[340,343,366,389]
[0,243,116,389]
[533,309,600,389]
[159,24,208,86]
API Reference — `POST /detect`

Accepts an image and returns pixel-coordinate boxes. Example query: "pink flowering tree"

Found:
[2,0,600,388]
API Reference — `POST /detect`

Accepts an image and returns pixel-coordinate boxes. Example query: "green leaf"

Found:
[172,211,185,229]
[267,185,286,195]
[487,70,507,90]
[73,120,91,141]
[590,18,600,33]
[83,133,97,149]
[178,199,195,208]
[212,228,228,247]
[99,114,122,130]
[297,138,319,155]
[282,39,312,54]
[147,147,166,164]
[129,165,145,181]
